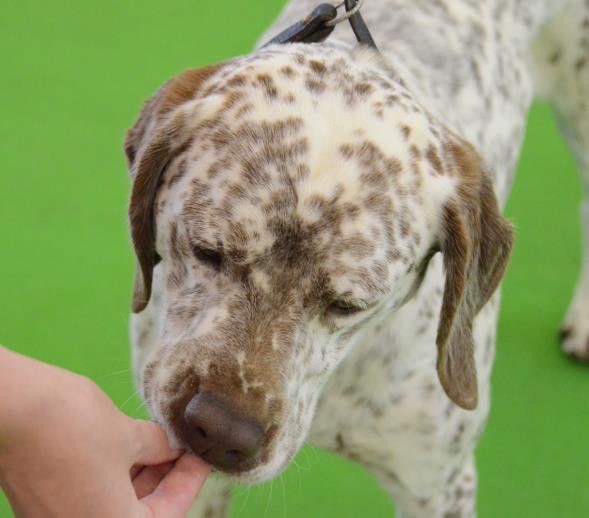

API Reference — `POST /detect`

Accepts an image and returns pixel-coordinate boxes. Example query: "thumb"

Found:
[131,419,182,466]
[141,453,211,517]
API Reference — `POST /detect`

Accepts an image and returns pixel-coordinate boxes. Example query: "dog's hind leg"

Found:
[530,0,589,360]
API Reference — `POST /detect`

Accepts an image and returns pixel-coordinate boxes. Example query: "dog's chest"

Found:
[307,255,498,474]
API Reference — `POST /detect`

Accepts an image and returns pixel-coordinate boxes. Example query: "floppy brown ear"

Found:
[436,141,514,410]
[125,64,223,313]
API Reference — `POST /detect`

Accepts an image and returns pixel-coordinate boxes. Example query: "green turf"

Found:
[1,1,588,516]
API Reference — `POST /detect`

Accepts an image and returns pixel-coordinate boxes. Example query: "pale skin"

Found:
[0,346,210,518]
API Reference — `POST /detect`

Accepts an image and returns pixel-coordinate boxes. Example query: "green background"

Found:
[1,1,588,516]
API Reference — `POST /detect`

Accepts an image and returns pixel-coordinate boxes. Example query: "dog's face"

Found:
[126,44,512,484]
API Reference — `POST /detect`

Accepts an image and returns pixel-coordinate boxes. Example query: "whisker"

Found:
[307,443,321,462]
[292,456,311,472]
[132,396,148,417]
[119,387,144,411]
[95,367,132,380]
[264,479,274,517]
[292,457,303,490]
[235,484,252,515]
[279,471,287,517]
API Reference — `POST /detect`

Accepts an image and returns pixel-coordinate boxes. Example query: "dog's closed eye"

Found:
[327,299,368,317]
[193,245,223,271]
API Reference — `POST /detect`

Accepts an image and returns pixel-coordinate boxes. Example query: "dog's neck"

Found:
[293,0,542,206]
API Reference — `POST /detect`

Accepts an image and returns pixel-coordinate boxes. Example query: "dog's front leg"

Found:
[187,474,232,518]
[311,374,481,518]
[376,455,477,518]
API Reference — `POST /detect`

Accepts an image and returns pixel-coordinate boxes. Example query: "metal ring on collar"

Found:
[324,0,364,27]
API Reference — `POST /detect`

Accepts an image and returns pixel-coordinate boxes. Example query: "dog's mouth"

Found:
[153,385,287,482]
[177,394,280,476]
[174,413,289,484]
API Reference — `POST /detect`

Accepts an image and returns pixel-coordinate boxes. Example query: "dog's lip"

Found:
[184,441,268,478]
[171,424,292,483]
[207,453,262,474]
[225,445,298,486]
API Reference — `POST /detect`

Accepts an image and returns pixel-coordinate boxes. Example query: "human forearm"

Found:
[0,346,86,455]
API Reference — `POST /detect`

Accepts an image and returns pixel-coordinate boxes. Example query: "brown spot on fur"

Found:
[207,157,232,179]
[235,103,253,118]
[221,90,245,111]
[361,170,388,189]
[309,60,327,75]
[227,74,246,87]
[342,202,360,219]
[340,144,354,159]
[256,73,278,99]
[355,82,373,96]
[305,78,326,93]
[426,144,444,174]
[385,94,400,106]
[280,65,296,78]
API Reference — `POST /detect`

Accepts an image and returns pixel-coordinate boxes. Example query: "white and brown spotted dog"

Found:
[125,1,589,516]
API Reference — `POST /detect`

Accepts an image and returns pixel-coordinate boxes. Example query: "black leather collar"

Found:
[263,0,378,50]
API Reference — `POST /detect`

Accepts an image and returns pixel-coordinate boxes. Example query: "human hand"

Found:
[0,347,210,517]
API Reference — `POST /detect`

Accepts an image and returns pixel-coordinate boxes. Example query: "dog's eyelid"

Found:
[327,296,371,317]
[192,243,223,270]
[339,297,369,309]
[191,240,219,251]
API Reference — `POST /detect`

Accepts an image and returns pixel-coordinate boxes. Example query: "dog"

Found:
[124,1,589,516]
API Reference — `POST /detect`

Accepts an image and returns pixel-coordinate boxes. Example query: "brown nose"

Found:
[183,392,264,471]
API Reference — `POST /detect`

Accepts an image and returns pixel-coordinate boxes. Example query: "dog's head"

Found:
[125,44,512,484]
